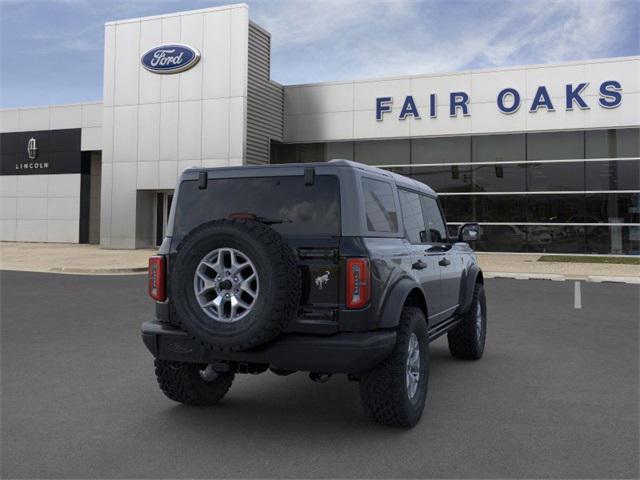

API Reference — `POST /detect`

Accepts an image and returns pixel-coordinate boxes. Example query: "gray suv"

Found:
[142,160,487,427]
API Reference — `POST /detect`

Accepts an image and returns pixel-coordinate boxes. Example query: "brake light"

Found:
[346,258,370,309]
[148,256,166,301]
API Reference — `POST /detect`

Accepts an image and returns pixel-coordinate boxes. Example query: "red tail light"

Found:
[346,258,370,309]
[148,256,166,301]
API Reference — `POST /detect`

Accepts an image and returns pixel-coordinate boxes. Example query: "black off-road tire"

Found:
[171,219,301,352]
[154,360,234,406]
[447,282,486,360]
[359,307,429,427]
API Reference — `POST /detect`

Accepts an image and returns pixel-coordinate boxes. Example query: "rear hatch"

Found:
[169,172,342,334]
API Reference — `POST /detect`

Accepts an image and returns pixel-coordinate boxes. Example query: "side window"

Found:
[398,189,426,243]
[420,195,448,243]
[361,177,398,233]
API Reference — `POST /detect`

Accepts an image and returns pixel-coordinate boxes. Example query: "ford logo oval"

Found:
[141,44,201,74]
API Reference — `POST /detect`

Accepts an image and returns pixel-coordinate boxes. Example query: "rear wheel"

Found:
[359,307,429,427]
[447,282,486,360]
[154,360,235,406]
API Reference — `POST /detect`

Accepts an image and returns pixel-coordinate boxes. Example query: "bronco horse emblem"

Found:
[314,271,331,290]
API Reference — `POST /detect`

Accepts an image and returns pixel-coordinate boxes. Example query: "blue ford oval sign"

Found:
[141,44,201,74]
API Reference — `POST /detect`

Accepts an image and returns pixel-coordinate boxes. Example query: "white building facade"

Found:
[1,4,638,254]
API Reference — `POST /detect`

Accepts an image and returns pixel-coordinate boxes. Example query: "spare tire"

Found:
[171,219,301,352]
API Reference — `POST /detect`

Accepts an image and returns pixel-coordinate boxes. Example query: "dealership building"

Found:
[1,3,638,254]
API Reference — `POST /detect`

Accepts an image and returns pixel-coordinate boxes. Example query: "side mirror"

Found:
[458,223,480,243]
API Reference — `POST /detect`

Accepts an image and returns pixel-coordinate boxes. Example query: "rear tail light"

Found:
[148,255,166,301]
[346,258,370,309]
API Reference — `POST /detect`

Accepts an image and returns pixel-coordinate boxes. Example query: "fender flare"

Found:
[378,277,427,329]
[458,264,484,315]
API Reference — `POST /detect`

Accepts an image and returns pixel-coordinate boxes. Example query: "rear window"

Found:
[362,177,398,233]
[172,175,341,238]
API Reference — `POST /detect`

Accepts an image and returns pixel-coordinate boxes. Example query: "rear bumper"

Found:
[141,320,396,374]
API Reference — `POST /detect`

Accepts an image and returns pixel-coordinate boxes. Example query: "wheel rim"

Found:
[475,300,483,338]
[198,364,219,382]
[406,332,421,399]
[193,247,259,323]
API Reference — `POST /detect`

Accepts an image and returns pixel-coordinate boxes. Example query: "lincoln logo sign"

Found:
[376,80,622,120]
[141,44,201,74]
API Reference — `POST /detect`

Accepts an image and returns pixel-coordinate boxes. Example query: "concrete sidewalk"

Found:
[1,242,639,282]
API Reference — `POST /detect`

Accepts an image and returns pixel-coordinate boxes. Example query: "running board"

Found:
[427,316,461,342]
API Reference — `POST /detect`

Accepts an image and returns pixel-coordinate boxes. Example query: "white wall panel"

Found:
[18,108,50,131]
[81,103,103,127]
[17,197,47,219]
[0,220,17,241]
[81,126,102,151]
[103,25,116,107]
[0,176,18,197]
[178,101,202,160]
[411,74,472,108]
[138,19,162,105]
[113,106,138,162]
[354,78,411,112]
[48,174,80,197]
[17,176,48,197]
[159,102,179,161]
[0,109,19,132]
[228,96,245,158]
[0,197,17,219]
[47,197,80,220]
[114,21,141,106]
[158,161,178,189]
[109,162,137,248]
[202,98,230,158]
[101,107,114,163]
[137,103,160,161]
[16,220,47,242]
[353,110,408,139]
[586,59,640,94]
[137,161,158,189]
[229,7,248,98]
[179,14,204,102]
[285,83,353,115]
[472,69,526,104]
[525,64,585,101]
[47,220,79,243]
[50,105,82,129]
[160,16,181,103]
[203,9,231,99]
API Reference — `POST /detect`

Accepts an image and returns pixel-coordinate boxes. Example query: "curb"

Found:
[485,272,640,284]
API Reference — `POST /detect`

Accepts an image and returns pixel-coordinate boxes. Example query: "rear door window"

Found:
[398,189,425,243]
[420,195,448,243]
[173,175,341,238]
[362,177,398,233]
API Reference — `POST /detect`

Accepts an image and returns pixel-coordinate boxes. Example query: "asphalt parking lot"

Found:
[1,271,638,479]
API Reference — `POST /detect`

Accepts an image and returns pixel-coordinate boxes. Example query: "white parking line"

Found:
[574,281,582,309]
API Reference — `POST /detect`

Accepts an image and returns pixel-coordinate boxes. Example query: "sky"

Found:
[0,0,638,108]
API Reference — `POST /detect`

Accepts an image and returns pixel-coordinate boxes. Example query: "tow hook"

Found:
[309,372,332,383]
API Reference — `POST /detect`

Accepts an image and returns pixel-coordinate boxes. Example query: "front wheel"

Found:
[154,360,235,406]
[359,307,429,427]
[447,282,487,360]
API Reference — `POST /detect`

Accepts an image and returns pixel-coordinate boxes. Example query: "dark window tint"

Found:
[585,192,640,224]
[527,162,585,191]
[527,131,584,160]
[420,195,447,243]
[412,136,471,164]
[526,226,586,254]
[477,195,527,222]
[585,128,640,158]
[586,226,640,255]
[476,225,528,252]
[362,177,398,233]
[472,163,526,192]
[399,189,425,243]
[585,160,640,190]
[526,194,585,223]
[440,195,474,222]
[472,134,525,162]
[412,165,473,193]
[173,175,341,238]
[355,139,410,166]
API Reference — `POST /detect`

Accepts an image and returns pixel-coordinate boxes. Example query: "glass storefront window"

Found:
[527,131,584,160]
[585,159,640,191]
[526,194,585,222]
[586,226,640,255]
[412,165,472,193]
[355,139,409,166]
[527,161,585,191]
[476,195,527,222]
[585,192,640,224]
[325,142,354,161]
[439,196,474,223]
[472,163,526,192]
[472,133,525,162]
[526,226,585,254]
[476,225,528,252]
[411,136,471,164]
[585,128,640,158]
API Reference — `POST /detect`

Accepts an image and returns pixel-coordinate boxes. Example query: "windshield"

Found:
[172,174,341,238]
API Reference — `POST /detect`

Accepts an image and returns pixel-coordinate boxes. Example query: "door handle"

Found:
[412,260,427,270]
[438,257,451,267]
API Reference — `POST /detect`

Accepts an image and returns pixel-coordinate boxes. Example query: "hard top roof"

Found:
[188,159,437,196]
